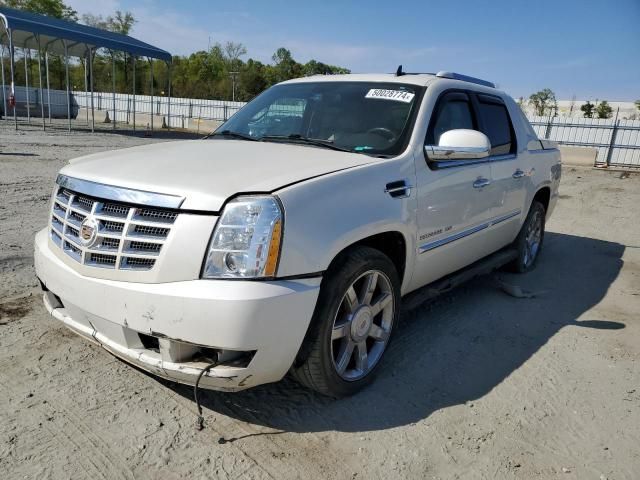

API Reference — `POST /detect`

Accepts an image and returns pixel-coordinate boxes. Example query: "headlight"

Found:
[202,195,283,278]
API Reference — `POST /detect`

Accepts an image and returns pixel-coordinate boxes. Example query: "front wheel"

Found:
[508,201,546,273]
[291,246,401,397]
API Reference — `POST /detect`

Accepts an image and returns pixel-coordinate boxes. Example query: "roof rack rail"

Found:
[435,71,495,88]
[392,66,436,76]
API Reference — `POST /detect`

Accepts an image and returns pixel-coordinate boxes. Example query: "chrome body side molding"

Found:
[419,209,521,254]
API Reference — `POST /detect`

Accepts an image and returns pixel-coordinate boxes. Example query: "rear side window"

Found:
[426,93,475,145]
[476,96,514,155]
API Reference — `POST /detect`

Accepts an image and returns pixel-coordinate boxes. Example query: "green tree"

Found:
[269,47,302,84]
[528,88,557,116]
[635,100,640,113]
[168,45,351,100]
[80,13,109,30]
[223,41,247,71]
[303,59,350,76]
[596,100,613,119]
[170,48,226,99]
[81,11,135,34]
[237,59,267,101]
[107,11,136,35]
[81,11,137,94]
[0,0,77,19]
[580,101,595,118]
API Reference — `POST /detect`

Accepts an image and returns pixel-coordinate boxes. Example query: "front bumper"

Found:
[34,229,321,391]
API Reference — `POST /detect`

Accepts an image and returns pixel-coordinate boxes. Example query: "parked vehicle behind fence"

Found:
[34,70,561,397]
[1,85,79,119]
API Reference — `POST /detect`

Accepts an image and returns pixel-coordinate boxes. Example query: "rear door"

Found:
[473,93,526,246]
[410,91,496,290]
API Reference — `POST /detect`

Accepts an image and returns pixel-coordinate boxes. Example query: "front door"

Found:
[409,91,496,291]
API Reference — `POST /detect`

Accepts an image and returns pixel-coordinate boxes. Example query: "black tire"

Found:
[507,201,546,273]
[291,246,401,397]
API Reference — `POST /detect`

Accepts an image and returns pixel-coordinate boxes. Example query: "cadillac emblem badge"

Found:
[79,216,99,247]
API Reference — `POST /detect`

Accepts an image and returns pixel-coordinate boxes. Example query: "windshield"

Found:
[212,81,424,157]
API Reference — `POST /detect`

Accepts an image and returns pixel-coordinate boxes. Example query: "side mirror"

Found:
[425,129,491,161]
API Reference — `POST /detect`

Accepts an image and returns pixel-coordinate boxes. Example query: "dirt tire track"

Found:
[0,376,136,480]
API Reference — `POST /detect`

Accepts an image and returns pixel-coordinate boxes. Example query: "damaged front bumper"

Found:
[34,229,321,391]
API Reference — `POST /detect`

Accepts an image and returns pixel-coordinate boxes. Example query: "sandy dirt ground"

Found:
[1,122,639,479]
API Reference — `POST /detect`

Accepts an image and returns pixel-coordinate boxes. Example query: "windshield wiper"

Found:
[204,129,257,141]
[259,134,353,153]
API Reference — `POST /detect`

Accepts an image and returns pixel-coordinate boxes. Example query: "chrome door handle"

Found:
[512,169,525,179]
[385,180,413,198]
[473,178,491,189]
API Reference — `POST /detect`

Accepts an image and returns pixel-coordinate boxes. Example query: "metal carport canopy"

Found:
[0,6,171,60]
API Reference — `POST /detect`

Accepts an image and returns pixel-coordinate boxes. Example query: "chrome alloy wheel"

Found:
[523,209,543,268]
[330,270,395,381]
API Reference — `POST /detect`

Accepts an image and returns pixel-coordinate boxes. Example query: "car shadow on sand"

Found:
[167,231,625,433]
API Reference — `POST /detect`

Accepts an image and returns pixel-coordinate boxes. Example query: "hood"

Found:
[60,139,375,211]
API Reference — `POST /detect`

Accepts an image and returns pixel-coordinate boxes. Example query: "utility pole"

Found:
[229,71,238,102]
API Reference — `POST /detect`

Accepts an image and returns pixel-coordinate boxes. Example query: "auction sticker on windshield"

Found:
[365,89,415,103]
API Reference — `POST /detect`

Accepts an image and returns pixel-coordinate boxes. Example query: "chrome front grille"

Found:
[49,186,178,271]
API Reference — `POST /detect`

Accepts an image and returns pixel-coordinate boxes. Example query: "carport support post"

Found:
[124,52,128,124]
[111,51,116,130]
[167,60,172,131]
[36,36,45,130]
[8,28,17,129]
[24,48,30,123]
[45,52,51,124]
[1,46,7,120]
[89,47,94,133]
[84,50,88,126]
[149,58,154,133]
[132,56,136,132]
[63,40,71,132]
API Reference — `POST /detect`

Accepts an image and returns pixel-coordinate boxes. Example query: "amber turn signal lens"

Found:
[264,219,282,277]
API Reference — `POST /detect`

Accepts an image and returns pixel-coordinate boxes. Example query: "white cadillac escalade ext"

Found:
[34,71,561,397]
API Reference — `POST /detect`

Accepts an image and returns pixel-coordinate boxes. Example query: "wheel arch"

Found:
[291,240,404,377]
[532,185,551,213]
[327,231,408,287]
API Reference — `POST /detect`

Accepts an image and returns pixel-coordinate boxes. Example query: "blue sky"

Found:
[67,0,640,101]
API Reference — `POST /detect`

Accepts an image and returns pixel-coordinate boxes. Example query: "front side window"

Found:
[247,98,307,137]
[427,93,475,145]
[476,97,514,155]
[214,82,423,157]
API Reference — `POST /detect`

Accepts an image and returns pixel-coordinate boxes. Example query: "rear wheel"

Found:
[292,246,400,397]
[508,201,546,273]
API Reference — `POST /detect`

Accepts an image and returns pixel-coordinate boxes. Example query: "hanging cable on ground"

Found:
[193,354,219,431]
